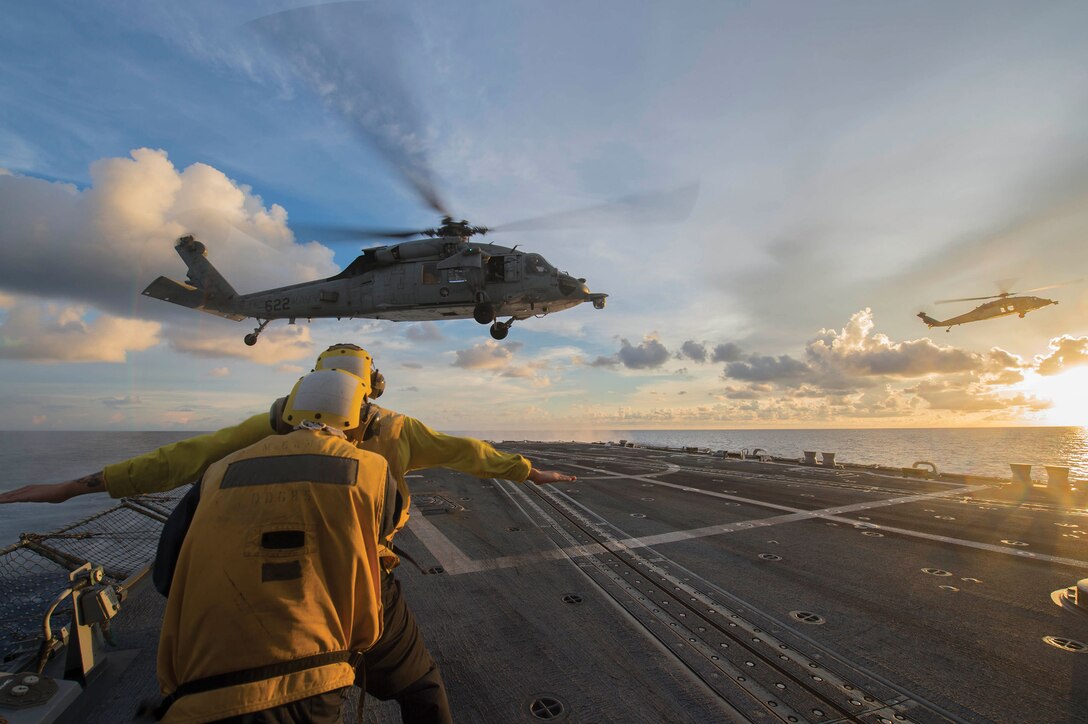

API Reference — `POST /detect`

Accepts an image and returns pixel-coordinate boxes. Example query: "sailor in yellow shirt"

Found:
[155,367,396,723]
[1,344,575,723]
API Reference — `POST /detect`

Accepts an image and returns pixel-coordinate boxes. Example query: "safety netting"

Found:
[0,488,190,667]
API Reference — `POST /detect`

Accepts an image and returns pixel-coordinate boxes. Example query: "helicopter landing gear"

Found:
[473,301,495,325]
[244,319,270,346]
[490,319,512,340]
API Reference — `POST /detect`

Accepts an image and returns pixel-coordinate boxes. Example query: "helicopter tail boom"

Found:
[141,236,246,321]
[916,311,943,327]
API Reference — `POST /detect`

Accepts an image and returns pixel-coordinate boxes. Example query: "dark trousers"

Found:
[358,571,452,724]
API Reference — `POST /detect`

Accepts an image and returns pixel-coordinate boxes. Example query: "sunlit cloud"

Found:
[1034,335,1088,376]
[169,325,314,365]
[0,297,161,363]
[404,321,444,342]
[452,340,524,370]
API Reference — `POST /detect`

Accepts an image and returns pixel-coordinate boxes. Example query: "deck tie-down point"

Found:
[528,695,567,720]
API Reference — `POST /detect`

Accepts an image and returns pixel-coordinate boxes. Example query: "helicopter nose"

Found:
[558,272,589,297]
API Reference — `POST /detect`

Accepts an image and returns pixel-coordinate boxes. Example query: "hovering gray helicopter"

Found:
[136,3,712,345]
[916,282,1069,331]
[143,216,608,344]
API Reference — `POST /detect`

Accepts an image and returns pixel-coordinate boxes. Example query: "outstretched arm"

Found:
[102,413,273,497]
[0,471,106,504]
[1,413,273,504]
[399,416,576,484]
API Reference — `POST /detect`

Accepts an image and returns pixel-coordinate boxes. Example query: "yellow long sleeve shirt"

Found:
[104,410,531,497]
[103,407,532,565]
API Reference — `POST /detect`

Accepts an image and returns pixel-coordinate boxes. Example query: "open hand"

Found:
[0,473,103,504]
[0,482,78,504]
[526,469,577,485]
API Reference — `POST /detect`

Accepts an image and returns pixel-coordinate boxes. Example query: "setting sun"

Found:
[1018,366,1088,427]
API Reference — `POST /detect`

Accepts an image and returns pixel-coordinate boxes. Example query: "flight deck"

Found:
[4,442,1088,723]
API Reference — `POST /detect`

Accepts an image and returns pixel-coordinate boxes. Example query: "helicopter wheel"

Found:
[489,321,509,340]
[474,302,495,325]
[244,319,271,346]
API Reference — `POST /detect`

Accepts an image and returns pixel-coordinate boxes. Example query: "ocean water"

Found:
[1,427,1085,546]
[0,431,198,547]
[469,426,1088,481]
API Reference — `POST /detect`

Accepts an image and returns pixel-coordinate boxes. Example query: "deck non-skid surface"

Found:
[72,443,1088,723]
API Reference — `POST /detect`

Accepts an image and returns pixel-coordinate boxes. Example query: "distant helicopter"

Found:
[916,283,1067,331]
[143,215,609,344]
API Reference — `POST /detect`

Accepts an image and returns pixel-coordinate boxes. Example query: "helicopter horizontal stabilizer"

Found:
[916,312,943,327]
[142,276,247,321]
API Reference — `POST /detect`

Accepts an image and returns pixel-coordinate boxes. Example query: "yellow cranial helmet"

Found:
[282,369,368,431]
[314,343,384,398]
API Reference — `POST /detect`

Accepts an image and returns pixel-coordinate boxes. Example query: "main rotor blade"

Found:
[248,3,449,216]
[488,183,700,233]
[935,295,1002,304]
[1018,278,1082,294]
[293,223,426,243]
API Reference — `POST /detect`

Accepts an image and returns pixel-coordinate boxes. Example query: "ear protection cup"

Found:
[369,369,385,399]
[268,396,294,434]
[358,403,382,441]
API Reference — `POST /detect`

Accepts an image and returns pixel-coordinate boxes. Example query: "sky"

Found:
[1,0,1087,433]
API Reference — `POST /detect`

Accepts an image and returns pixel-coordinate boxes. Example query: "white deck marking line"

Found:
[407,497,598,575]
[552,481,1088,570]
[404,505,478,574]
[614,482,993,546]
[410,474,1088,574]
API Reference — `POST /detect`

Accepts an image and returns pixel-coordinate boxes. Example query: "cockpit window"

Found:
[526,253,551,275]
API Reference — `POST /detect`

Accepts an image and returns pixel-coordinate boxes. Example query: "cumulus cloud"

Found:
[209,367,231,377]
[404,322,444,342]
[616,335,670,369]
[169,325,314,365]
[1035,335,1088,376]
[908,379,1050,412]
[711,342,744,363]
[589,355,619,368]
[806,309,980,378]
[0,149,340,362]
[452,340,523,370]
[401,361,423,369]
[715,385,764,400]
[499,365,535,378]
[0,298,161,363]
[724,354,809,382]
[678,340,707,362]
[978,347,1028,385]
[589,335,671,370]
[721,309,1027,394]
[703,308,1039,421]
[446,340,552,387]
[0,150,336,306]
